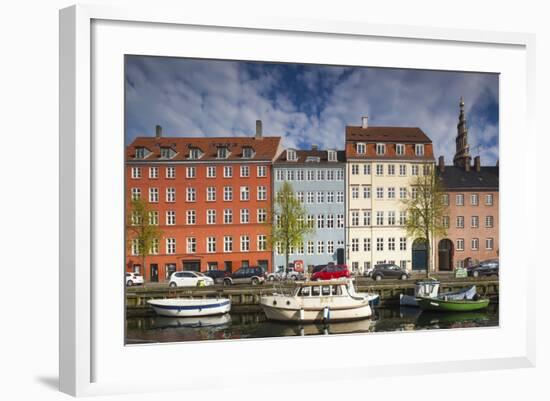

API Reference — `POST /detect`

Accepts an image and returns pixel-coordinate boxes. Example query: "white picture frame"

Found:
[59,4,536,397]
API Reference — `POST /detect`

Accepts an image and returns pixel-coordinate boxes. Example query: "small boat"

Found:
[401,283,477,307]
[260,279,372,323]
[147,297,231,317]
[400,279,440,307]
[417,296,490,312]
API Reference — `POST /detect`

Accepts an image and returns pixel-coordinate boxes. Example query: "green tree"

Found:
[401,165,448,277]
[269,181,314,275]
[126,198,162,279]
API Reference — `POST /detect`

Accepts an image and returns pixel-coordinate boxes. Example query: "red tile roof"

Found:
[346,126,432,143]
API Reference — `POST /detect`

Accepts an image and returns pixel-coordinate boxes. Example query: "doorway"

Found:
[150,264,159,282]
[412,238,428,271]
[438,239,454,271]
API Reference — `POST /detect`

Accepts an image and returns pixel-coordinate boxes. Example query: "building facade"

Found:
[436,99,499,270]
[272,148,346,271]
[345,117,436,274]
[125,122,282,282]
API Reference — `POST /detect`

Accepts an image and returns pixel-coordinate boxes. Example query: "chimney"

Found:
[464,161,470,172]
[474,156,481,172]
[361,116,369,129]
[311,144,318,151]
[255,120,263,139]
[438,156,445,173]
[155,125,162,138]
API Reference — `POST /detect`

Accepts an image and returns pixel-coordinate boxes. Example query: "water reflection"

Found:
[126,304,499,344]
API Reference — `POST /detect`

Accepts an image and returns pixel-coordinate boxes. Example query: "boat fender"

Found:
[323,306,330,321]
[299,309,304,320]
[273,300,277,306]
[286,301,291,306]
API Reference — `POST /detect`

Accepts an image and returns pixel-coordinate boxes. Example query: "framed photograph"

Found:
[60,4,535,397]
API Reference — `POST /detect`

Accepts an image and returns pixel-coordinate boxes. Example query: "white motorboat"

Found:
[147,297,231,317]
[260,279,372,323]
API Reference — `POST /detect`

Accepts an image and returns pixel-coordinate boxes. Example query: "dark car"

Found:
[222,266,266,285]
[467,259,499,278]
[311,264,349,281]
[370,263,410,281]
[203,269,230,284]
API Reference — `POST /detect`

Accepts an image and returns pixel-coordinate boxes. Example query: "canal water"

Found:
[125,304,499,344]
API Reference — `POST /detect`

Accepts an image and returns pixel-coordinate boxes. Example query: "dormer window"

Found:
[217,146,229,159]
[327,150,337,162]
[160,147,171,159]
[189,148,202,160]
[135,147,146,159]
[396,144,405,156]
[305,156,320,163]
[415,144,425,156]
[286,149,297,161]
[356,143,366,154]
[376,143,386,155]
[242,147,254,159]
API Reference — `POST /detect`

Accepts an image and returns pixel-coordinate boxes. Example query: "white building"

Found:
[345,117,436,274]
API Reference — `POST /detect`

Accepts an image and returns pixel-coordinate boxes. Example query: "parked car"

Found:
[168,271,214,288]
[311,264,350,281]
[266,266,305,281]
[223,266,266,285]
[125,272,144,287]
[370,264,410,281]
[203,269,230,284]
[467,259,499,278]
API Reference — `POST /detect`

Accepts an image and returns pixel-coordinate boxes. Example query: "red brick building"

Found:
[125,122,282,282]
[435,99,499,270]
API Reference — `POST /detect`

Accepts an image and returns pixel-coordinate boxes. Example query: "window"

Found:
[351,238,359,252]
[317,215,325,229]
[399,187,407,199]
[415,144,424,156]
[307,192,315,204]
[457,216,464,228]
[376,143,386,155]
[224,186,233,201]
[327,241,334,254]
[257,165,267,177]
[131,211,141,226]
[166,187,176,203]
[388,165,395,176]
[399,165,406,176]
[364,164,371,175]
[257,209,267,223]
[442,216,450,229]
[286,149,297,161]
[316,170,325,181]
[388,238,396,251]
[456,194,464,206]
[240,186,250,201]
[388,187,395,199]
[471,238,479,251]
[337,214,344,228]
[363,210,371,226]
[328,150,337,161]
[307,169,315,181]
[442,194,449,205]
[206,209,216,225]
[351,211,359,226]
[376,164,383,176]
[399,211,406,225]
[307,241,314,255]
[217,147,229,159]
[257,186,267,201]
[327,192,334,203]
[150,239,159,255]
[388,211,396,225]
[486,238,494,250]
[297,243,304,255]
[224,209,232,224]
[257,235,267,251]
[351,164,359,175]
[187,237,196,253]
[131,167,141,179]
[396,144,405,155]
[131,239,139,255]
[240,236,250,252]
[186,167,196,178]
[400,237,407,251]
[186,210,196,225]
[240,208,250,224]
[240,165,250,177]
[296,192,304,203]
[149,188,159,203]
[135,147,145,159]
[456,239,464,251]
[337,192,344,203]
[297,169,305,181]
[363,238,371,252]
[186,187,196,202]
[486,194,494,206]
[223,166,233,178]
[317,191,325,203]
[206,166,216,178]
[412,165,419,176]
[148,211,159,225]
[363,186,371,199]
[376,238,384,251]
[376,211,384,225]
[326,214,334,228]
[376,187,384,199]
[471,216,479,228]
[206,187,216,202]
[317,241,325,254]
[411,188,418,199]
[471,193,479,206]
[356,143,366,154]
[149,167,158,179]
[206,237,216,253]
[166,238,176,254]
[224,236,233,252]
[242,147,254,159]
[307,215,315,228]
[166,210,176,225]
[337,169,344,180]
[352,186,359,199]
[485,215,494,228]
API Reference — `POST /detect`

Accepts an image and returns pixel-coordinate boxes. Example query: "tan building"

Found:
[436,99,499,270]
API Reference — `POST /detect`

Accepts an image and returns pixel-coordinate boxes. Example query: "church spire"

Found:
[453,96,472,169]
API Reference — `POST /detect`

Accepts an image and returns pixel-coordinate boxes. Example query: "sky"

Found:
[125,56,499,165]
